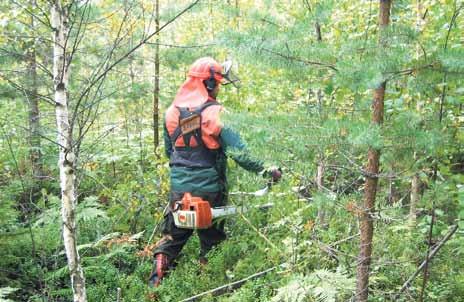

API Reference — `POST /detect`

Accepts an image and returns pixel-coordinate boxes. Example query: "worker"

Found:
[150,57,281,286]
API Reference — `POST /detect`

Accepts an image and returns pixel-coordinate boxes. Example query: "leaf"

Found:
[77,196,108,222]
[271,269,354,302]
[77,206,107,222]
[0,287,19,302]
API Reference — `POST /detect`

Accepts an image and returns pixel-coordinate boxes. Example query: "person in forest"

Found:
[149,57,282,286]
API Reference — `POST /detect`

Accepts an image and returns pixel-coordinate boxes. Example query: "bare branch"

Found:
[0,72,55,105]
[180,265,282,302]
[10,0,52,29]
[0,47,53,78]
[261,47,338,71]
[395,225,459,299]
[75,0,201,109]
[146,42,216,49]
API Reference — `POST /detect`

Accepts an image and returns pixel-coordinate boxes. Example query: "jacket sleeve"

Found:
[219,126,264,173]
[163,121,173,158]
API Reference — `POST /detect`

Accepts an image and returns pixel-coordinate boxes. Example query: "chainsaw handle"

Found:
[171,201,182,212]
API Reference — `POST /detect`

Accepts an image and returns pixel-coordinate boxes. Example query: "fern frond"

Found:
[0,287,19,302]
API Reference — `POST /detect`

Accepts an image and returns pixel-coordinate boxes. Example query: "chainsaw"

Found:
[172,187,272,229]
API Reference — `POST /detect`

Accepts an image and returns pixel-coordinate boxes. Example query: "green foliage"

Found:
[271,269,354,302]
[1,0,463,301]
[440,48,464,73]
[0,287,19,302]
[33,195,108,229]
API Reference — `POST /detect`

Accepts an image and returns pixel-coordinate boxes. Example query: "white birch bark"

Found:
[51,2,87,301]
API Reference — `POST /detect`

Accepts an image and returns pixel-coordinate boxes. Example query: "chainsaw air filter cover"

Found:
[172,193,213,229]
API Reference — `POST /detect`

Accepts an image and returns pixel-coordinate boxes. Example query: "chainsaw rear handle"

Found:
[172,200,183,212]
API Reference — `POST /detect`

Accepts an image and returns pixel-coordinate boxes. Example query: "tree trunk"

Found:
[235,0,240,29]
[153,0,160,152]
[28,0,43,181]
[51,2,87,301]
[314,21,326,226]
[355,1,391,301]
[409,169,420,223]
[316,160,326,224]
[315,21,322,42]
[410,0,424,225]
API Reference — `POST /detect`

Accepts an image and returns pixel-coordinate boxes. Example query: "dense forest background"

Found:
[0,0,463,301]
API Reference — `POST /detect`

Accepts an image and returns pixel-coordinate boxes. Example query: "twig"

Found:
[0,126,37,257]
[179,265,281,302]
[76,0,200,106]
[438,1,463,123]
[395,224,459,299]
[419,199,435,302]
[146,42,216,49]
[237,211,278,250]
[10,0,51,29]
[261,48,338,71]
[146,203,169,246]
[330,233,360,246]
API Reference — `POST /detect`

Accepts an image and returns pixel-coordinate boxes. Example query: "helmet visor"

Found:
[220,60,241,88]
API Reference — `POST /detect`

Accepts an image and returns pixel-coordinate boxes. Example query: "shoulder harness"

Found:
[170,101,219,148]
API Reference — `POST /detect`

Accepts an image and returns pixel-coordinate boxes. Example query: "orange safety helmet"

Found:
[188,57,224,83]
[173,57,224,108]
[173,57,240,108]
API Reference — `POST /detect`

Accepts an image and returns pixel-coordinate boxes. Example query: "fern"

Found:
[271,269,354,302]
[0,287,18,302]
[34,195,108,226]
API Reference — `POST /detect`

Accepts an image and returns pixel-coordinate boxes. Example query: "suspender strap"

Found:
[170,101,220,148]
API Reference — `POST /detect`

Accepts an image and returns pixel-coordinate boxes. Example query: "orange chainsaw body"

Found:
[173,193,213,229]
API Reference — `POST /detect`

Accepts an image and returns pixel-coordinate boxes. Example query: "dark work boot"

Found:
[149,253,169,287]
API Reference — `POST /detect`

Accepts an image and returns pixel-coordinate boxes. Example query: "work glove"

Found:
[263,166,282,184]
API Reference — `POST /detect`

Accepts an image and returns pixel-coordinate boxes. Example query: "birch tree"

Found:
[48,2,199,299]
[51,1,87,301]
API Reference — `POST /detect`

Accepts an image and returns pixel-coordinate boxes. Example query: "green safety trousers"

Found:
[153,191,227,262]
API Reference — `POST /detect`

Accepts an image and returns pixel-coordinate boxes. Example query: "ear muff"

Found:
[204,66,217,91]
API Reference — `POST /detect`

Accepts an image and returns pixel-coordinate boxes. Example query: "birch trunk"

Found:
[355,1,391,301]
[51,2,87,301]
